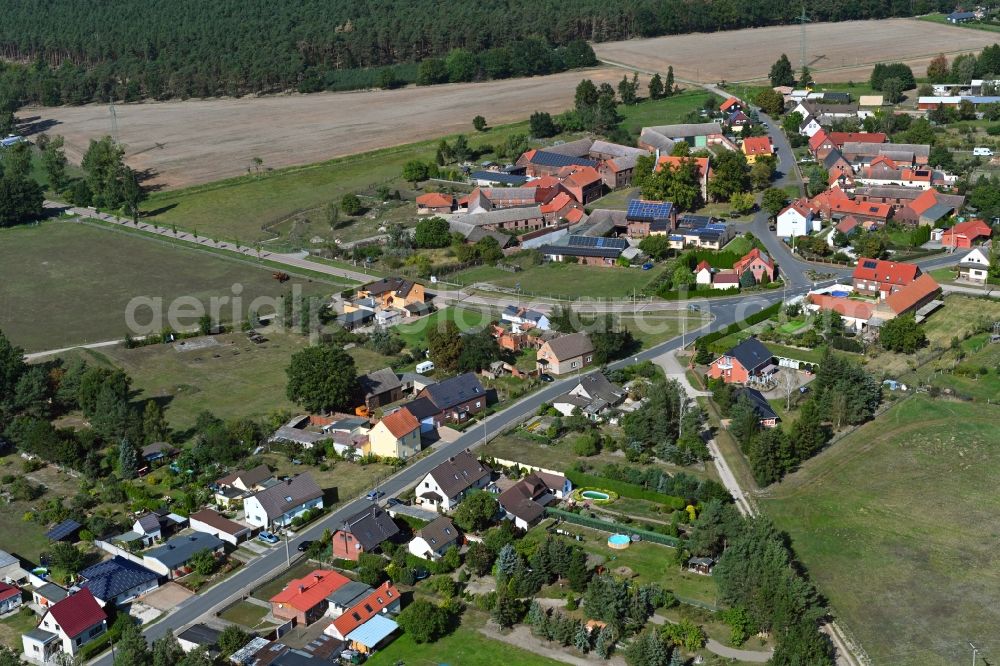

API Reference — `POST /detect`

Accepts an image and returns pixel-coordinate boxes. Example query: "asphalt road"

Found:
[88,284,817,664]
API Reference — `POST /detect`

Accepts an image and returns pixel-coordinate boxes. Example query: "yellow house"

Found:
[741,136,773,165]
[367,408,421,459]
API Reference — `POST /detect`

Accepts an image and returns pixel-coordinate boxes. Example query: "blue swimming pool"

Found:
[830,290,850,298]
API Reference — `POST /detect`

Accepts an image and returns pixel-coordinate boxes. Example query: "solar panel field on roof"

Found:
[566,235,628,249]
[627,199,674,221]
[530,151,597,168]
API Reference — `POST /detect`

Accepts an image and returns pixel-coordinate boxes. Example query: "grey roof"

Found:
[176,623,221,647]
[465,227,515,246]
[543,332,594,361]
[340,310,374,325]
[342,506,400,551]
[428,450,490,498]
[733,388,779,422]
[572,372,625,404]
[420,373,485,411]
[542,138,595,157]
[271,425,331,446]
[79,557,158,603]
[588,140,648,160]
[646,122,722,138]
[578,208,628,237]
[800,101,859,115]
[416,516,460,550]
[361,276,416,297]
[853,185,923,201]
[35,583,68,602]
[842,142,930,158]
[451,206,543,228]
[539,243,622,259]
[470,171,528,186]
[404,396,438,421]
[216,464,271,488]
[921,202,956,222]
[141,442,177,459]
[45,519,82,541]
[525,150,597,169]
[638,127,676,153]
[135,514,162,534]
[250,474,323,520]
[822,149,846,170]
[721,338,774,373]
[24,628,58,643]
[327,580,373,608]
[0,550,17,569]
[145,532,224,569]
[358,367,402,399]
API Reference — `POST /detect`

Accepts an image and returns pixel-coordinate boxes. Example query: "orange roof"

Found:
[271,570,350,612]
[540,191,574,214]
[564,207,585,223]
[525,175,561,190]
[900,168,931,182]
[828,132,887,146]
[808,130,830,152]
[907,188,942,215]
[695,260,712,272]
[741,136,773,156]
[734,248,774,275]
[520,149,537,163]
[884,273,940,315]
[416,192,454,208]
[331,581,399,637]
[782,198,815,218]
[869,155,898,169]
[810,185,850,209]
[944,218,992,239]
[809,293,875,320]
[836,216,859,233]
[720,97,742,111]
[829,198,891,219]
[380,408,419,439]
[561,166,602,188]
[852,258,920,287]
[655,155,711,180]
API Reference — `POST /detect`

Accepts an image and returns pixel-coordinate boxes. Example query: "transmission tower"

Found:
[796,5,811,73]
[109,100,119,143]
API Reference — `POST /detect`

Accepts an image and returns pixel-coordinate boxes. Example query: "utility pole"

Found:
[109,99,119,143]
[284,529,290,568]
[970,642,979,666]
[796,5,811,74]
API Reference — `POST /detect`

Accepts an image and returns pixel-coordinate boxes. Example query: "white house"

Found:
[501,306,551,331]
[22,589,107,663]
[243,474,324,529]
[414,450,491,512]
[188,509,253,546]
[552,372,626,421]
[407,516,461,561]
[798,115,823,137]
[958,246,991,283]
[694,261,713,286]
[776,199,818,239]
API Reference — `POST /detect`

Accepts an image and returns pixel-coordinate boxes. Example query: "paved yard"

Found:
[140,582,193,611]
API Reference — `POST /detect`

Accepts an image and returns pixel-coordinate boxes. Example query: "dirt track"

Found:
[23,68,626,190]
[593,17,998,84]
[23,18,997,191]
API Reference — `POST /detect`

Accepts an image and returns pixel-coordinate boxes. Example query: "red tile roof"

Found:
[695,260,712,272]
[524,175,561,190]
[271,569,350,613]
[741,136,773,156]
[564,208,585,224]
[540,191,574,214]
[47,589,106,638]
[884,274,941,315]
[561,166,602,188]
[836,216,859,233]
[809,293,875,320]
[943,218,992,241]
[655,156,711,180]
[828,198,891,220]
[416,193,454,208]
[907,188,941,215]
[720,97,742,111]
[331,581,399,637]
[852,258,921,289]
[0,583,18,602]
[379,408,419,439]
[828,132,887,147]
[781,198,815,219]
[808,130,830,152]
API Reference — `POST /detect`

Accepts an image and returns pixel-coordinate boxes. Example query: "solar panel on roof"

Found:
[530,151,597,168]
[46,519,82,541]
[627,199,674,221]
[863,260,877,269]
[566,235,627,249]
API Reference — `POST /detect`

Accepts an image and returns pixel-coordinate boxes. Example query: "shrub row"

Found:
[695,301,783,350]
[565,470,686,510]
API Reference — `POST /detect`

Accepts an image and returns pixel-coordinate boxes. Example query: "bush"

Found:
[565,470,685,509]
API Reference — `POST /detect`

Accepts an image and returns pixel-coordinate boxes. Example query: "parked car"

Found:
[539,374,554,383]
[386,497,407,507]
[296,540,314,552]
[366,490,385,501]
[687,303,701,311]
[641,262,654,270]
[258,532,279,545]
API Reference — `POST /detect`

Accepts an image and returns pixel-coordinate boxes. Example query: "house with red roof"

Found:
[415,192,455,215]
[893,187,966,226]
[807,293,875,331]
[808,186,851,220]
[0,582,21,614]
[826,197,892,226]
[941,219,992,248]
[741,136,773,164]
[852,258,922,298]
[835,216,860,237]
[874,273,942,320]
[720,97,743,113]
[694,260,713,286]
[828,132,887,148]
[539,191,583,223]
[324,581,401,646]
[776,198,818,238]
[559,166,604,204]
[23,589,107,661]
[656,155,713,201]
[733,248,777,283]
[368,407,421,460]
[808,130,833,157]
[270,569,350,626]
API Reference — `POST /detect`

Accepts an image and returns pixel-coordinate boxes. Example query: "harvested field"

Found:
[594,18,999,84]
[26,67,628,190]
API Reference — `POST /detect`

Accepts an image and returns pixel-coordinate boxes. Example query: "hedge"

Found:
[545,507,681,547]
[566,470,686,510]
[695,301,783,350]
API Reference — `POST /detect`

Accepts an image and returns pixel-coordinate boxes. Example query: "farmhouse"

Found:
[536,332,595,375]
[408,516,461,561]
[872,273,942,322]
[538,235,628,266]
[517,148,598,178]
[243,474,324,529]
[331,506,400,561]
[22,589,107,662]
[707,338,776,385]
[893,187,966,226]
[415,193,455,215]
[639,122,733,152]
[852,258,922,298]
[367,407,421,459]
[415,450,492,512]
[840,142,930,168]
[560,166,605,204]
[270,569,350,626]
[626,198,676,238]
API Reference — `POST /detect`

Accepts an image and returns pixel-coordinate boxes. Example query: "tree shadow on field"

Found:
[142,203,178,218]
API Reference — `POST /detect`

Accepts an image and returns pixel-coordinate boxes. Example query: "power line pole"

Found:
[796,5,811,74]
[970,642,979,666]
[109,99,119,143]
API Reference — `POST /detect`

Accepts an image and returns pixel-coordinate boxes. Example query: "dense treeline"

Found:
[0,0,954,105]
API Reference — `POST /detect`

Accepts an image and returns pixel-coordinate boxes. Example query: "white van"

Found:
[415,360,435,374]
[973,147,994,156]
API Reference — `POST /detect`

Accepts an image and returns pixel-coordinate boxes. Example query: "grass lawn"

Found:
[62,329,394,430]
[618,91,720,136]
[368,618,565,666]
[219,601,270,628]
[621,313,712,349]
[252,561,321,601]
[450,262,668,299]
[589,187,636,211]
[762,396,1000,665]
[901,332,1000,402]
[919,13,1000,33]
[263,454,394,508]
[0,221,332,352]
[778,317,808,334]
[0,607,40,651]
[395,305,492,349]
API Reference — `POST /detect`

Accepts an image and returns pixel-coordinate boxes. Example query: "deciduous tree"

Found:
[285,344,358,413]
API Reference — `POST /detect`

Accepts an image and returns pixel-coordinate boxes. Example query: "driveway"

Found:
[140,582,193,611]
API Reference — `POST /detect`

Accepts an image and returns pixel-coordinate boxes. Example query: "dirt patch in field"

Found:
[23,68,626,190]
[593,18,999,84]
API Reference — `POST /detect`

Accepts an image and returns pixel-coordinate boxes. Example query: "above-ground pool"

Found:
[608,534,631,550]
[581,490,610,501]
[830,290,850,298]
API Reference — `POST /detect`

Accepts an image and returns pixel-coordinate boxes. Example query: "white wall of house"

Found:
[776,211,816,238]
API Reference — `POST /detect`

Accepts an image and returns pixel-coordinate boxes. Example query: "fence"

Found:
[544,507,681,548]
